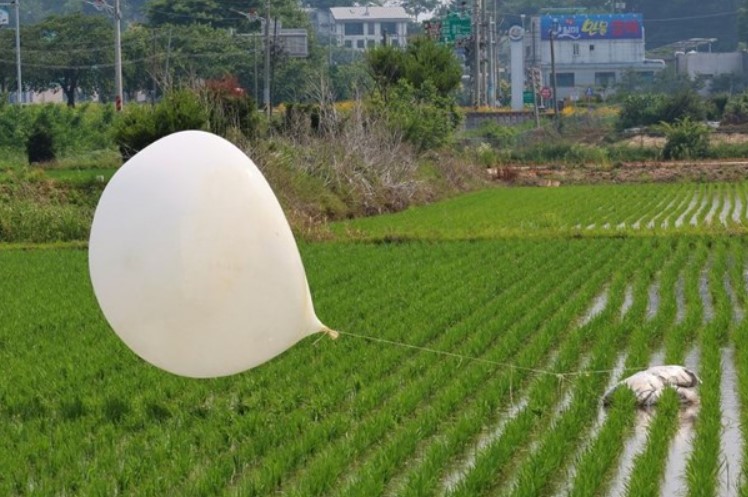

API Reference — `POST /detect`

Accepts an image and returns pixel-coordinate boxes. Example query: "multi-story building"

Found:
[329,6,411,50]
[524,13,665,100]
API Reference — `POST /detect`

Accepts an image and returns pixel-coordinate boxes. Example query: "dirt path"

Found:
[504,161,748,186]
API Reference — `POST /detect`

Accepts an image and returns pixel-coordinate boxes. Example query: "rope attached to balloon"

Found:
[335,330,646,380]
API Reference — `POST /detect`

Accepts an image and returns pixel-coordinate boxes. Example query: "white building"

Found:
[329,6,411,50]
[524,13,665,100]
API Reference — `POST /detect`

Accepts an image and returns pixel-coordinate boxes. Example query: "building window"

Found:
[589,44,595,51]
[357,39,365,49]
[595,72,616,87]
[344,40,352,48]
[381,22,397,35]
[345,23,364,35]
[572,43,580,56]
[367,22,375,35]
[367,39,376,48]
[556,73,575,87]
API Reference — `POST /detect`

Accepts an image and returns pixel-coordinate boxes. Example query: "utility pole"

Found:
[264,0,271,118]
[114,0,123,110]
[472,0,481,107]
[1,0,22,103]
[13,0,20,103]
[89,0,123,110]
[549,20,559,121]
[487,15,495,107]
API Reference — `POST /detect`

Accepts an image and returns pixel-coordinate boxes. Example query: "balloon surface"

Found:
[89,130,328,378]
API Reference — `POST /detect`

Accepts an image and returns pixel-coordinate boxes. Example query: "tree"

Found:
[365,36,461,102]
[122,23,252,98]
[23,13,114,107]
[0,29,18,93]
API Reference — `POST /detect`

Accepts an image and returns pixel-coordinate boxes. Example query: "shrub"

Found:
[659,117,710,160]
[472,121,517,148]
[721,92,748,124]
[113,89,208,159]
[202,76,259,138]
[26,113,56,163]
[371,80,460,151]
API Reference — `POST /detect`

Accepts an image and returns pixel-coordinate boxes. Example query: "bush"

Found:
[617,91,706,130]
[722,92,748,124]
[113,89,208,159]
[471,121,517,148]
[659,117,710,160]
[371,80,460,151]
[26,113,56,163]
[202,76,259,138]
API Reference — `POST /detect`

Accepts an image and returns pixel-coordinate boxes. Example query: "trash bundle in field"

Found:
[603,365,700,407]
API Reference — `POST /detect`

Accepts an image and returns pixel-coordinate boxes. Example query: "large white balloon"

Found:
[89,130,333,378]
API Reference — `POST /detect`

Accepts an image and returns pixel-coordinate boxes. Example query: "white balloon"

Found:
[89,130,332,378]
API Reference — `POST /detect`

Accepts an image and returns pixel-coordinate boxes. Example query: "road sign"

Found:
[523,90,534,104]
[540,86,552,99]
[440,13,471,44]
[585,86,594,97]
[0,8,9,26]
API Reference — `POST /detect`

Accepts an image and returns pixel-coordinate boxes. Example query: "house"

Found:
[329,6,411,50]
[523,13,665,100]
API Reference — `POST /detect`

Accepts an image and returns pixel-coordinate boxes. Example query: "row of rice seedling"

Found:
[442,241,656,497]
[503,238,683,497]
[557,238,688,497]
[282,241,624,497]
[335,183,748,241]
[686,239,730,497]
[173,240,541,496]
[618,240,697,497]
[385,243,646,497]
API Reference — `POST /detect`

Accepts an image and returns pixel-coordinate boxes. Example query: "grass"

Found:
[1,182,747,496]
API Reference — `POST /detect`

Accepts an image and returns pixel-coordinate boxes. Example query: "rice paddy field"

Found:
[2,181,748,497]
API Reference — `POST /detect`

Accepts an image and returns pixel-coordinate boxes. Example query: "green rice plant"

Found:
[624,389,681,497]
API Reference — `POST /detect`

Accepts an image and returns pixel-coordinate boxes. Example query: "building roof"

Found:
[329,6,411,22]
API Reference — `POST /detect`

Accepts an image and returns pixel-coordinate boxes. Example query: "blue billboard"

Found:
[540,14,643,41]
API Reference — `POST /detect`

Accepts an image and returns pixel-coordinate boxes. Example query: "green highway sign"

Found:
[440,14,471,43]
[523,90,534,104]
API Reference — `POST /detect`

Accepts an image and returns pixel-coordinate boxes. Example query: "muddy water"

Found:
[719,348,743,497]
[606,409,655,497]
[621,285,634,319]
[551,354,629,497]
[700,268,715,324]
[705,195,721,225]
[676,194,700,228]
[732,195,743,224]
[605,351,669,497]
[647,281,661,320]
[580,289,609,327]
[676,275,686,324]
[719,195,732,226]
[659,347,701,497]
[690,197,710,226]
[441,395,529,493]
[723,274,744,323]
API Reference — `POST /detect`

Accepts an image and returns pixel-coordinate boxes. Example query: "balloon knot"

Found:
[322,326,340,340]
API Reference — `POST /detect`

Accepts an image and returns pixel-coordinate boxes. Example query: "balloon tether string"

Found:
[335,329,642,379]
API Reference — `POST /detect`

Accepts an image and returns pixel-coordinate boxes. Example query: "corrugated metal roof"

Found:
[329,6,411,21]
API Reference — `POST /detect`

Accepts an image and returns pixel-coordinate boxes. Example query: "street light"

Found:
[0,0,22,103]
